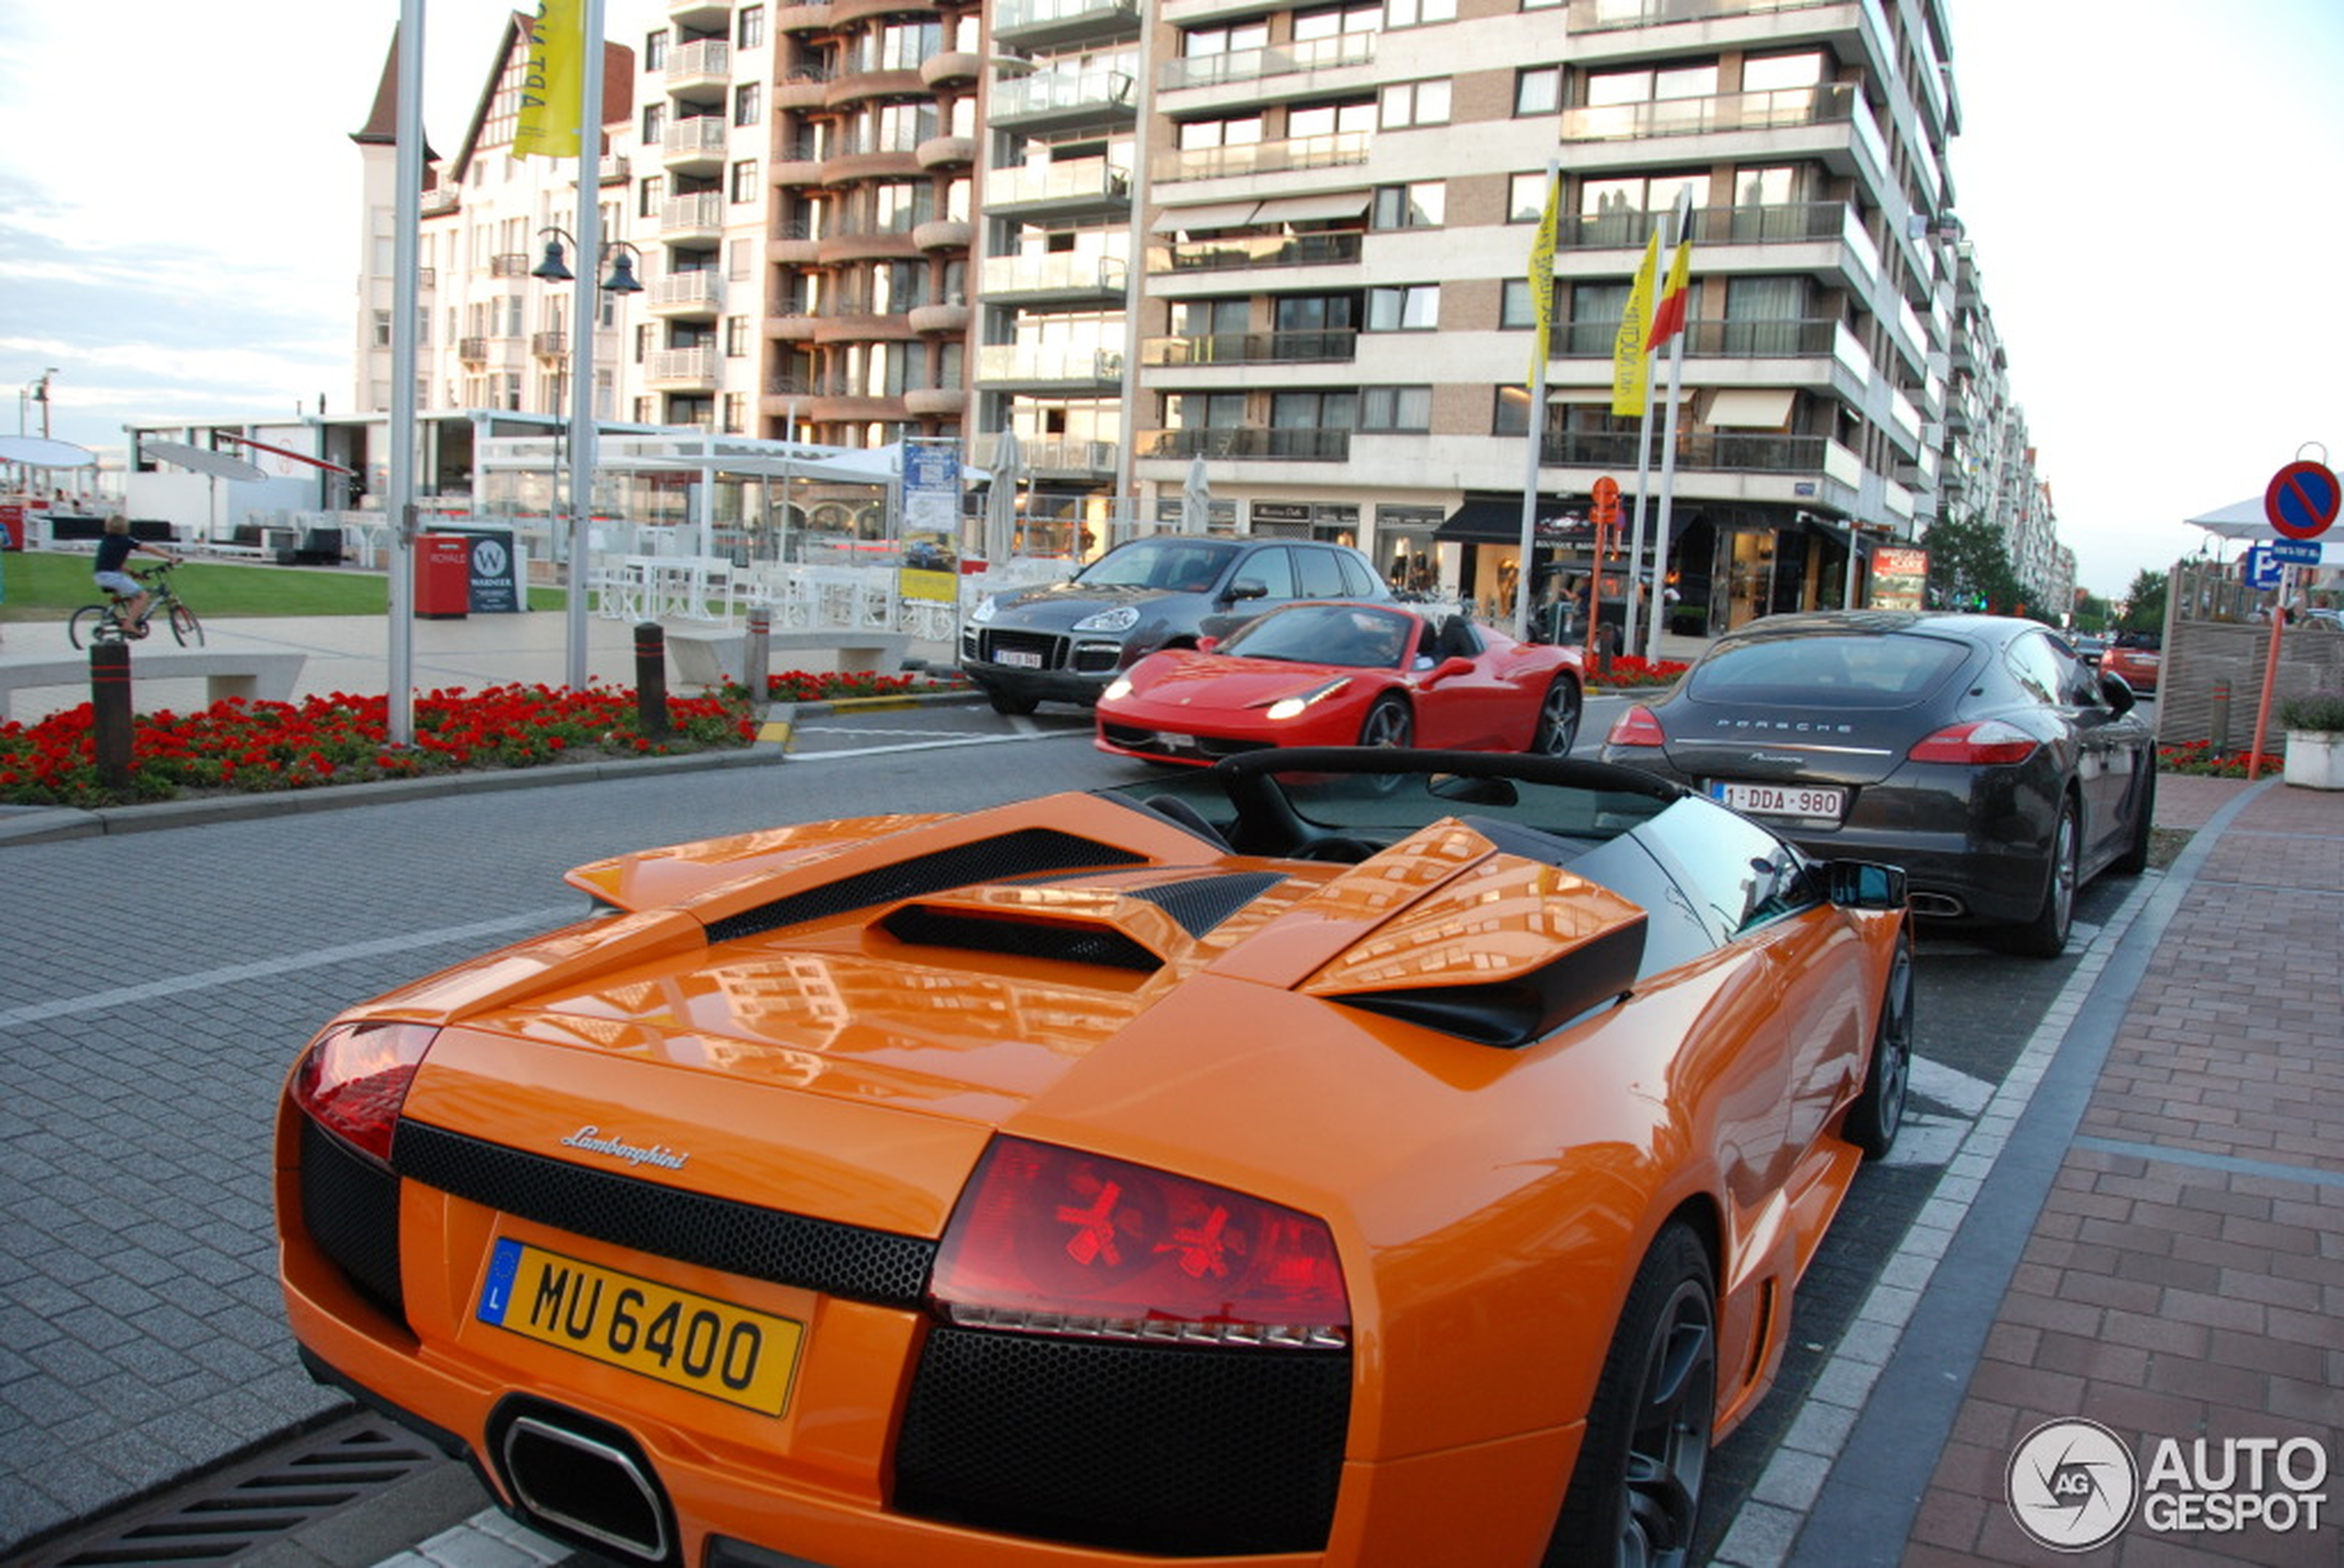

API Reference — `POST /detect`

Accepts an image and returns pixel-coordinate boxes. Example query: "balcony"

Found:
[974,343,1126,390]
[1553,198,1847,251]
[920,51,982,89]
[904,385,967,416]
[458,336,489,364]
[776,66,831,110]
[669,0,734,29]
[1023,437,1119,477]
[1566,0,1843,32]
[1561,83,1886,184]
[651,272,724,316]
[906,301,971,335]
[1147,230,1362,275]
[826,66,923,110]
[665,38,732,98]
[663,116,730,173]
[768,218,819,263]
[825,126,927,181]
[488,253,532,279]
[1551,315,1837,359]
[989,66,1137,132]
[648,346,720,386]
[421,187,460,217]
[416,267,437,291]
[660,190,727,245]
[1154,131,1369,185]
[1141,329,1356,366]
[771,137,825,186]
[767,308,820,341]
[912,217,973,251]
[772,3,833,31]
[1538,426,1832,476]
[817,225,922,265]
[994,0,1141,51]
[915,134,977,171]
[1139,426,1351,462]
[983,158,1130,218]
[599,153,632,185]
[531,330,569,358]
[1157,31,1374,92]
[978,251,1128,304]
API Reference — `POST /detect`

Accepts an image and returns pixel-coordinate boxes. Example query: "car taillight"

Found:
[1907,719,2039,765]
[292,1022,437,1166]
[929,1137,1350,1349]
[1607,704,1667,748]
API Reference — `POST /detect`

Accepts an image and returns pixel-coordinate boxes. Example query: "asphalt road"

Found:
[1,694,2149,1565]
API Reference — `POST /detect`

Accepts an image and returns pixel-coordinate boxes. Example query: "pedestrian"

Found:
[93,517,181,638]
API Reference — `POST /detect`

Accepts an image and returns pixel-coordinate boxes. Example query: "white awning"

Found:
[1249,188,1372,225]
[1702,388,1797,428]
[1149,201,1261,234]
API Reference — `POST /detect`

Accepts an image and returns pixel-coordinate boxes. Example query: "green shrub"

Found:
[2278,692,2344,733]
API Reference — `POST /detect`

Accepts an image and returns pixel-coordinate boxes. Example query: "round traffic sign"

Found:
[2265,460,2340,541]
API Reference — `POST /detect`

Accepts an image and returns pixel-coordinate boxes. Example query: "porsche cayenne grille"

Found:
[391,1122,936,1309]
[704,829,1146,943]
[896,1327,1350,1556]
[974,629,1064,669]
[301,1119,405,1320]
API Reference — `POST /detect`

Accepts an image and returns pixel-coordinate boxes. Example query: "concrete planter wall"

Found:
[2282,730,2344,789]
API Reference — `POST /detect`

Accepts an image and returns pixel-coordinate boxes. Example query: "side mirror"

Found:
[1426,656,1475,683]
[2098,671,2136,713]
[1197,635,1218,655]
[1823,859,1907,911]
[1224,579,1268,604]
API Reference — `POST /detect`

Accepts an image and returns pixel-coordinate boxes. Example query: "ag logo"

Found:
[2008,1418,2138,1551]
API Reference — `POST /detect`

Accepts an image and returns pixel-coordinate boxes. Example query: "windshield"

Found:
[1687,631,1969,709]
[1076,540,1240,593]
[1223,604,1417,669]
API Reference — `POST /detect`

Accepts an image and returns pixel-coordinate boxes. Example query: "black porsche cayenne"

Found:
[1600,611,2157,955]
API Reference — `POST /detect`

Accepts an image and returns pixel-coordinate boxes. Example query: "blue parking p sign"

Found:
[2245,545,2285,589]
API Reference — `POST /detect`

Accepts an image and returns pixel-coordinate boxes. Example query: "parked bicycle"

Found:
[69,562,206,649]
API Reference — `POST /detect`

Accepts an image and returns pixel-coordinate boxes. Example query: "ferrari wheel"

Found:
[1845,929,1913,1158]
[2003,797,2079,959]
[1358,695,1412,750]
[2111,764,2155,876]
[1530,676,1583,757]
[986,688,1039,717]
[1549,1225,1716,1568]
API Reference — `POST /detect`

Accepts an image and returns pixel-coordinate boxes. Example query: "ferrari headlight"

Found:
[1102,676,1134,702]
[1264,678,1350,721]
[971,595,999,624]
[1072,605,1140,633]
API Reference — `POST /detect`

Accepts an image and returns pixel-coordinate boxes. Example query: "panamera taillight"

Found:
[1606,704,1666,748]
[292,1022,438,1165]
[929,1137,1350,1349]
[1907,719,2039,766]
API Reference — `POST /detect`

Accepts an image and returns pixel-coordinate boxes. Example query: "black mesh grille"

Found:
[1123,872,1286,937]
[895,1328,1350,1556]
[705,829,1145,943]
[301,1117,404,1321]
[880,906,1162,971]
[392,1121,935,1309]
[976,629,1065,668]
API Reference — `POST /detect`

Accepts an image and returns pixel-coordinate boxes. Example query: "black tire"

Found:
[1845,928,1914,1158]
[68,605,115,650]
[986,687,1039,717]
[1358,695,1412,750]
[1529,675,1584,757]
[2110,762,2155,876]
[1548,1224,1717,1568]
[2003,796,2080,958]
[168,603,204,647]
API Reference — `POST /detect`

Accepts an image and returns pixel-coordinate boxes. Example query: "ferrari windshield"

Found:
[1221,604,1418,669]
[1075,539,1241,592]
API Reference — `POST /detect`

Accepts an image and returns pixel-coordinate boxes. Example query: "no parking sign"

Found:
[2265,460,2339,541]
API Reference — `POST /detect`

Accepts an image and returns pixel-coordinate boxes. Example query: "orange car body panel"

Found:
[278,789,1898,1567]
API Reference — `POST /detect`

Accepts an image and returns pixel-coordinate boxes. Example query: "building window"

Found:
[643,30,666,69]
[1371,182,1445,229]
[643,102,666,144]
[725,316,749,356]
[728,239,752,279]
[1380,79,1451,128]
[638,175,663,218]
[731,160,759,202]
[735,83,761,126]
[1493,385,1532,437]
[1515,66,1561,116]
[372,310,391,348]
[723,392,747,434]
[1367,284,1439,331]
[1500,278,1560,329]
[1183,19,1269,54]
[1566,281,1630,353]
[1359,386,1432,432]
[1385,0,1456,26]
[1292,3,1380,41]
[634,325,652,364]
[737,6,764,49]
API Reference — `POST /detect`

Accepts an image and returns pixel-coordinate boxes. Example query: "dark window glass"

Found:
[1686,632,1970,708]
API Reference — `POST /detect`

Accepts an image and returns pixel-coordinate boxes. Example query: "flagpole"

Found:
[1627,344,1657,657]
[1648,192,1694,661]
[1513,157,1561,642]
[386,0,425,747]
[564,0,606,692]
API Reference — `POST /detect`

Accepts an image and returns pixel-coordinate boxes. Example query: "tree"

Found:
[1921,510,2027,616]
[2071,591,2114,632]
[2119,569,2168,635]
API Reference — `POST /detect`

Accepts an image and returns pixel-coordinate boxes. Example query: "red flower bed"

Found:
[1592,655,1690,689]
[0,682,756,808]
[2155,740,2283,779]
[749,668,966,703]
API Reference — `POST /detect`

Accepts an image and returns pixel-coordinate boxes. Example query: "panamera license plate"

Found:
[1712,781,1846,820]
[998,650,1045,668]
[477,1239,804,1415]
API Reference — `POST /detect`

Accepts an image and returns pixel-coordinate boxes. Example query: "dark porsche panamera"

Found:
[1599,611,2157,955]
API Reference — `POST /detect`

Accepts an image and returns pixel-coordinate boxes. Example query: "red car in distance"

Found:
[1096,602,1585,766]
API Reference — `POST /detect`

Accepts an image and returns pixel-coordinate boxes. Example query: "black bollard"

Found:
[745,605,771,709]
[90,641,134,792]
[634,621,671,740]
[2209,678,2231,757]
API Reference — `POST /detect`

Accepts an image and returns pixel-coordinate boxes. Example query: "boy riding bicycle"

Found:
[93,517,182,637]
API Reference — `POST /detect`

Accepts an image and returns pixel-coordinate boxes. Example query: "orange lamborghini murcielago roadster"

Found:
[275,748,1912,1568]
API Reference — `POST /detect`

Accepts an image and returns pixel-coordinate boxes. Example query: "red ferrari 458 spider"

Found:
[1096,602,1585,766]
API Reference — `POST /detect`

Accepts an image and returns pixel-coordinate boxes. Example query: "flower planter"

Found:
[2282,730,2344,790]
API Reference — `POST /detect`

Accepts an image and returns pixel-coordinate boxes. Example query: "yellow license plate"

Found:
[477,1239,804,1415]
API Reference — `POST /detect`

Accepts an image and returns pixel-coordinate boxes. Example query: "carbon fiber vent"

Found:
[896,1327,1350,1555]
[301,1118,403,1320]
[1122,871,1286,937]
[392,1121,935,1309]
[880,905,1161,971]
[704,829,1146,943]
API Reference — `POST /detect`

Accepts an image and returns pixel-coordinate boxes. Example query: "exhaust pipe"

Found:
[501,1414,669,1562]
[1907,891,1966,918]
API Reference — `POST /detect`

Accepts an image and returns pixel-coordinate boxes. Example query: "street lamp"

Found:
[532,227,646,295]
[19,367,57,438]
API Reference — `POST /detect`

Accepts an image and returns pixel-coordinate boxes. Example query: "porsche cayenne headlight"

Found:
[1264,678,1350,721]
[1072,605,1141,633]
[972,595,999,624]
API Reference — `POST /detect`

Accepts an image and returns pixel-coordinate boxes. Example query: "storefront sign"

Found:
[1871,545,1929,611]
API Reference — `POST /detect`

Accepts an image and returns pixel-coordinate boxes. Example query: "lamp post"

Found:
[533,224,643,688]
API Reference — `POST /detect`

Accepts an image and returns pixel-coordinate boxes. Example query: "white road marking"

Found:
[1907,1056,1995,1117]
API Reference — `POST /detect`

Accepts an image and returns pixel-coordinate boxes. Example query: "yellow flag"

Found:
[1526,173,1561,384]
[1611,230,1660,416]
[514,0,586,161]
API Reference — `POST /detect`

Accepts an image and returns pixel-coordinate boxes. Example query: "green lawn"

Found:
[0,550,568,619]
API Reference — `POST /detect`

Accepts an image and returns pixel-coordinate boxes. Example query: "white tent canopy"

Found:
[2185,495,2294,543]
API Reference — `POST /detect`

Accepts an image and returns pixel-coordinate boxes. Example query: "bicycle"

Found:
[69,562,206,649]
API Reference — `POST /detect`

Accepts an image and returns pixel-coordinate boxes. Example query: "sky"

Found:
[2,0,2339,598]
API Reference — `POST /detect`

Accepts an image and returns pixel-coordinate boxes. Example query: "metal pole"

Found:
[1513,158,1562,643]
[385,0,425,747]
[565,0,609,692]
